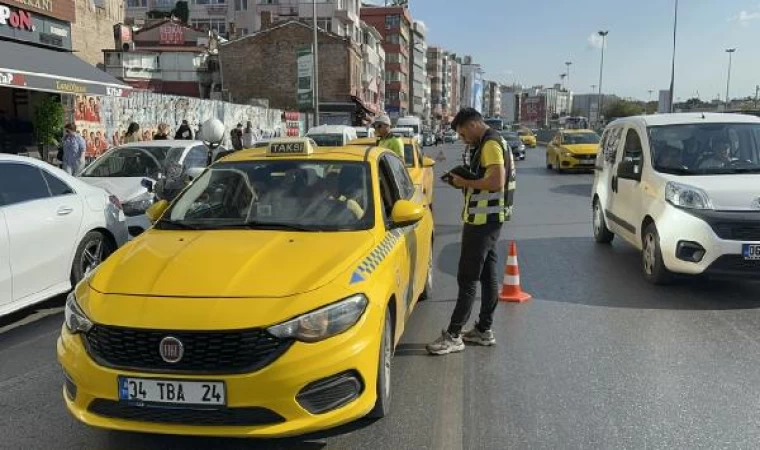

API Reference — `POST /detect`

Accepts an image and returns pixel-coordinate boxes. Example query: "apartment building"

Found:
[409,20,428,124]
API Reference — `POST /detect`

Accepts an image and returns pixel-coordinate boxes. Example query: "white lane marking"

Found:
[0,307,64,336]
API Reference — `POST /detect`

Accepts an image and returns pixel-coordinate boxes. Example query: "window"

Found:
[126,0,147,7]
[385,15,400,29]
[0,163,51,207]
[316,18,332,33]
[184,146,210,169]
[235,0,247,10]
[41,170,75,197]
[191,18,227,34]
[385,155,415,200]
[603,126,624,164]
[623,128,643,164]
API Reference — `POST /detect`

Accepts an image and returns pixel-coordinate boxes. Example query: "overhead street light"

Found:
[565,61,572,89]
[668,0,678,113]
[725,48,737,107]
[597,31,609,126]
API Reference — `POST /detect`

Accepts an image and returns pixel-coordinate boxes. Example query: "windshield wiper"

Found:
[156,220,201,230]
[219,221,320,232]
[655,166,696,175]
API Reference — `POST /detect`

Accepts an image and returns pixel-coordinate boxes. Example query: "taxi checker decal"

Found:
[350,225,417,285]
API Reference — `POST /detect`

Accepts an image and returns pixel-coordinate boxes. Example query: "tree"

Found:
[604,100,644,120]
[172,1,189,24]
[32,95,64,147]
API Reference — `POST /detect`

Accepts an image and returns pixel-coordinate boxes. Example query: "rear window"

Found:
[308,134,345,147]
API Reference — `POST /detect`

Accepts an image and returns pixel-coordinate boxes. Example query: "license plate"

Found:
[118,377,226,406]
[742,244,760,260]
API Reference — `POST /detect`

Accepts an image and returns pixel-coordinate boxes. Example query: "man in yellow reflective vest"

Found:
[372,115,405,161]
[427,108,515,355]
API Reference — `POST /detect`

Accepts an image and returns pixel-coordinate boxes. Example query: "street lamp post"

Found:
[668,0,678,113]
[565,61,572,89]
[597,31,608,126]
[590,84,597,121]
[648,89,654,114]
[725,48,737,108]
[312,0,320,127]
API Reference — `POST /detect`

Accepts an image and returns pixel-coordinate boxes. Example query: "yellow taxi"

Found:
[518,129,537,148]
[58,138,435,438]
[350,136,436,207]
[545,129,601,173]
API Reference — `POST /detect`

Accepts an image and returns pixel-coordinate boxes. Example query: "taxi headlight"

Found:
[122,192,154,217]
[267,294,368,343]
[562,151,575,158]
[64,293,93,334]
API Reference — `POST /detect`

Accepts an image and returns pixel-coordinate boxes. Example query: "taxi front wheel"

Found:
[367,309,392,419]
[419,245,433,301]
[642,223,673,285]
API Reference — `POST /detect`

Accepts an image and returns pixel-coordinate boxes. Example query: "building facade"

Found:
[219,20,373,126]
[500,84,523,124]
[104,19,222,98]
[409,19,427,124]
[125,0,362,42]
[460,56,484,113]
[359,20,385,117]
[426,46,444,123]
[72,0,126,66]
[361,6,412,119]
[483,80,501,118]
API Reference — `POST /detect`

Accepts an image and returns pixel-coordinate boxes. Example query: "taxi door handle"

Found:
[57,206,74,216]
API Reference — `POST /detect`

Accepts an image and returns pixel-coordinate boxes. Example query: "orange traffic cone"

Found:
[499,241,532,303]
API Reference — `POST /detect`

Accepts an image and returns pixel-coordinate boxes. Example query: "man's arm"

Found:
[458,164,505,191]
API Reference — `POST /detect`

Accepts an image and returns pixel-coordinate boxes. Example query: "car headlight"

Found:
[267,294,368,343]
[122,192,154,217]
[665,182,713,210]
[519,143,525,150]
[562,151,575,158]
[64,293,93,334]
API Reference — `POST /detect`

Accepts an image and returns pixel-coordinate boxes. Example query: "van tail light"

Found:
[108,195,122,210]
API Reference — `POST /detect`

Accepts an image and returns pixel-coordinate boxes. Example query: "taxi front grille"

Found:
[84,325,292,375]
[88,399,285,426]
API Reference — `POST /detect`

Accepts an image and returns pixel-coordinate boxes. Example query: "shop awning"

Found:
[0,40,131,97]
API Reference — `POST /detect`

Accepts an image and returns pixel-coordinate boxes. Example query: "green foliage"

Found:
[604,100,644,120]
[32,95,64,146]
[173,1,189,24]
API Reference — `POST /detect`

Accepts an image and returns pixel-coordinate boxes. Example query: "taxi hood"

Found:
[90,230,374,298]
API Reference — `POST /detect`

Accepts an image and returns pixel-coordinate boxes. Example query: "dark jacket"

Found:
[175,124,193,140]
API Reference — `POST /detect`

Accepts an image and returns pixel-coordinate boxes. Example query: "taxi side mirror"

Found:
[422,156,436,168]
[390,200,424,228]
[146,200,169,224]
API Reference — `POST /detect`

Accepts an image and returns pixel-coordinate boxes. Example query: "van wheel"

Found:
[71,231,114,286]
[592,199,614,244]
[367,309,393,419]
[642,223,673,285]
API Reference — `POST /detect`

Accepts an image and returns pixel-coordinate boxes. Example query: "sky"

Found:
[397,0,760,102]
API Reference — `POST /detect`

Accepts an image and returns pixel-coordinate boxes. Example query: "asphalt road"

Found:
[2,143,760,449]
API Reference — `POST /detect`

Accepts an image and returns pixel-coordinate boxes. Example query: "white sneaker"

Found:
[426,330,465,355]
[462,324,496,346]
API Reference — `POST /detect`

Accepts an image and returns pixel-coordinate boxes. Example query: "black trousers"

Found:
[447,222,503,335]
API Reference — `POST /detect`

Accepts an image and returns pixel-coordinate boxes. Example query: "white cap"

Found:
[373,115,392,127]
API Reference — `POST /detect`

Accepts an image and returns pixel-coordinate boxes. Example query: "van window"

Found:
[623,129,644,165]
[603,127,624,164]
[308,134,345,147]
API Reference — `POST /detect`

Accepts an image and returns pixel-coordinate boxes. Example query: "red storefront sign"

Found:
[0,5,33,31]
[159,23,184,45]
[0,71,26,87]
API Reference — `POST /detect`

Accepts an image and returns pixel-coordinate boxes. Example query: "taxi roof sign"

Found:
[267,138,315,156]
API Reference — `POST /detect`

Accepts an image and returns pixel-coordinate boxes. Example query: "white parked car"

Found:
[353,126,375,139]
[0,155,127,316]
[306,125,358,147]
[79,140,213,238]
[592,113,760,283]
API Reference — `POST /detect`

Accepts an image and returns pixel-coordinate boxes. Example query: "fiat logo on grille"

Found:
[159,336,184,363]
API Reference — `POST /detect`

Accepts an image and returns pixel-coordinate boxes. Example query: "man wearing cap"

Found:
[373,115,404,160]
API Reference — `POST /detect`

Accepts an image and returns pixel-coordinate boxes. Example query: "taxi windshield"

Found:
[158,160,374,231]
[562,133,599,145]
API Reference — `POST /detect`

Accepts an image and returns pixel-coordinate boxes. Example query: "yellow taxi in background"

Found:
[546,129,601,173]
[58,138,434,438]
[518,129,537,148]
[350,136,436,207]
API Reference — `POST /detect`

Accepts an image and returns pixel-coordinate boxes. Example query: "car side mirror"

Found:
[423,156,436,168]
[390,200,424,228]
[145,199,169,224]
[141,178,155,193]
[617,159,642,181]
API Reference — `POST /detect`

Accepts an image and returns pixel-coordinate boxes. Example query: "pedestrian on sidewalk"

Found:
[124,122,140,143]
[61,123,86,175]
[373,115,404,160]
[231,123,244,150]
[427,108,515,356]
[175,120,194,140]
[153,123,170,140]
[242,121,255,148]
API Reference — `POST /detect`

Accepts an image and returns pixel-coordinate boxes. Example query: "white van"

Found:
[306,125,358,147]
[353,126,375,139]
[591,113,760,283]
[396,116,423,145]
